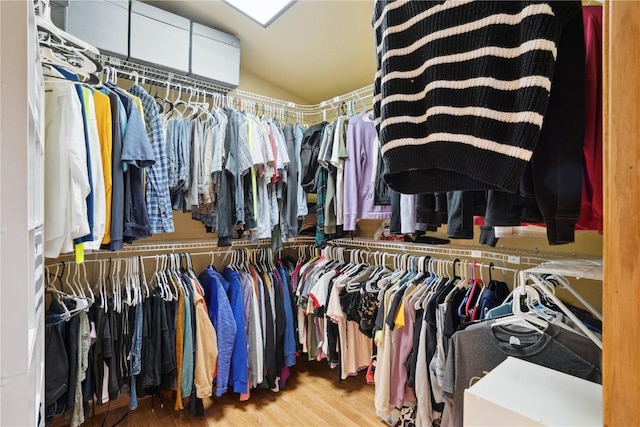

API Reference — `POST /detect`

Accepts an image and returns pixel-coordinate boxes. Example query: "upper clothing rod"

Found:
[98,54,373,118]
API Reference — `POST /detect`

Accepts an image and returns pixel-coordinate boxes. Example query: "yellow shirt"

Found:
[394,284,419,328]
[92,91,113,245]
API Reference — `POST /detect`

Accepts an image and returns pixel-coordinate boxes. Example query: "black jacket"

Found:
[300,122,327,193]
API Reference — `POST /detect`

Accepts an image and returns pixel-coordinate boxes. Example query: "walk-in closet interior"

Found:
[1,0,637,426]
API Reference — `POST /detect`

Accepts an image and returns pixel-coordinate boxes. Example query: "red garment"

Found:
[577,6,603,232]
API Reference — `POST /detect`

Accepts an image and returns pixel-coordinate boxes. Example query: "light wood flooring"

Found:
[53,357,385,427]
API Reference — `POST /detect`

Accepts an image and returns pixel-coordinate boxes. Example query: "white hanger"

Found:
[46,264,73,321]
[167,255,183,299]
[37,5,100,81]
[124,257,134,307]
[63,262,78,297]
[35,0,99,55]
[156,255,165,299]
[71,264,84,298]
[81,262,95,305]
[140,256,150,302]
[491,272,549,333]
[545,274,603,321]
[133,257,141,305]
[98,260,106,311]
[115,258,123,313]
[159,255,172,301]
[528,274,603,349]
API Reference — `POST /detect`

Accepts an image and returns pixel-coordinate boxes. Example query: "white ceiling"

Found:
[143,0,377,104]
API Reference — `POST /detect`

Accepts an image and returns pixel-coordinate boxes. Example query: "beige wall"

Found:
[237,68,311,105]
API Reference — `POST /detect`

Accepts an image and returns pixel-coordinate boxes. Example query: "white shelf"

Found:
[525,260,603,281]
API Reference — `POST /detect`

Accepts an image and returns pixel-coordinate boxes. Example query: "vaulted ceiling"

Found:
[143,0,377,104]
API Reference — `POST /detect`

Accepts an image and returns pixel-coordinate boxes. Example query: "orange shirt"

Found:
[92,91,113,244]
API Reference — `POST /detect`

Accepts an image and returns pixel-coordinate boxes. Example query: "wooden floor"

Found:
[54,358,385,427]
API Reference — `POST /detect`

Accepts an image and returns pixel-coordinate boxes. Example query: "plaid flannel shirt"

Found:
[128,85,175,234]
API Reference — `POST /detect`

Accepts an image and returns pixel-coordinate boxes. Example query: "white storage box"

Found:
[464,357,602,426]
[190,23,240,88]
[129,0,190,72]
[64,0,129,57]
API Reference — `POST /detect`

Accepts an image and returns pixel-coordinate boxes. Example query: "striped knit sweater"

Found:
[373,1,582,194]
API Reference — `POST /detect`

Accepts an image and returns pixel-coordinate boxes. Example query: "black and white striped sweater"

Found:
[373,0,582,194]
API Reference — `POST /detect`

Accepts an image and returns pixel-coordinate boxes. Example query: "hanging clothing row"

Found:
[369,261,602,427]
[298,111,393,248]
[43,245,313,427]
[365,3,603,246]
[42,56,314,259]
[289,243,602,427]
[44,65,159,258]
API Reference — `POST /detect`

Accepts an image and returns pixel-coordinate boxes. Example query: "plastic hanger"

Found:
[168,84,187,119]
[62,261,78,297]
[134,257,143,305]
[40,43,93,81]
[71,264,84,298]
[464,260,484,318]
[127,258,135,305]
[161,255,173,301]
[35,0,99,55]
[98,260,107,312]
[184,86,198,118]
[491,272,549,333]
[529,274,602,348]
[80,262,95,305]
[112,258,121,313]
[170,254,187,298]
[544,274,602,321]
[157,255,170,300]
[139,257,150,301]
[45,264,72,321]
[48,264,90,318]
[162,255,177,300]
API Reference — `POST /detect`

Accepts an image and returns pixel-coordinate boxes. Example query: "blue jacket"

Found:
[222,268,249,394]
[279,265,297,368]
[198,267,237,396]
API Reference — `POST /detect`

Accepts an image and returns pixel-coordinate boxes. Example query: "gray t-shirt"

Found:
[441,322,601,427]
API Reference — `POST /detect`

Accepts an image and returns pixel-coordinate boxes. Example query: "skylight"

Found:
[223,0,296,27]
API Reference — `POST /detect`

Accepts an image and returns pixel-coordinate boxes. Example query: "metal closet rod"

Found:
[322,245,522,277]
[327,238,603,272]
[46,245,297,268]
[96,54,372,117]
[51,236,316,260]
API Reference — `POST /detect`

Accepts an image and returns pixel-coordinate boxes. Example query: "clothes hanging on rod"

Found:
[352,253,603,427]
[42,55,314,256]
[299,112,393,247]
[291,246,375,380]
[288,239,603,427]
[43,245,314,426]
[43,63,166,258]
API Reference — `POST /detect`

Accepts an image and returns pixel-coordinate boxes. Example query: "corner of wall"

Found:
[238,68,311,105]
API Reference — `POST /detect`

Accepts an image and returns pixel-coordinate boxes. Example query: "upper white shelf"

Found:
[525,260,603,281]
